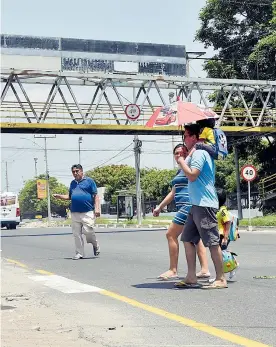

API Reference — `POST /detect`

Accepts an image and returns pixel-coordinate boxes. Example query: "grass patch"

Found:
[51,216,171,226]
[95,217,170,226]
[239,214,276,227]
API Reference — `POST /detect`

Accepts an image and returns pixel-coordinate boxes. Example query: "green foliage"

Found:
[86,165,136,204]
[196,0,275,80]
[140,168,176,202]
[215,152,236,193]
[239,214,276,226]
[248,0,276,80]
[196,0,276,190]
[86,165,177,204]
[19,175,69,216]
[216,137,275,193]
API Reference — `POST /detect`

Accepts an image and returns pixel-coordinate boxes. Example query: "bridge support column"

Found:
[234,145,243,220]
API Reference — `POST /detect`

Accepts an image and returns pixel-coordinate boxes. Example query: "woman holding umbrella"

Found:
[153,143,210,280]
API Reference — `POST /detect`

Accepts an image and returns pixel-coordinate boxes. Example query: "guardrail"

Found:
[259,173,276,201]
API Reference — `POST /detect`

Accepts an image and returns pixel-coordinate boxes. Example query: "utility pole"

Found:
[5,161,9,191]
[34,135,56,225]
[134,136,142,225]
[34,158,38,178]
[186,55,191,102]
[78,136,83,164]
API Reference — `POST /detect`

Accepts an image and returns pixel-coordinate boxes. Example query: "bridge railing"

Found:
[1,69,276,133]
[259,173,276,201]
[1,101,275,127]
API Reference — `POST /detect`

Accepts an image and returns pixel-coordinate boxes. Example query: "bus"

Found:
[0,192,21,229]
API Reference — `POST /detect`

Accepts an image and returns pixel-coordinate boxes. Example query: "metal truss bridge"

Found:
[1,68,275,136]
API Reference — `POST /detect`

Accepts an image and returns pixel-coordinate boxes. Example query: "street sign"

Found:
[241,164,257,182]
[125,104,140,121]
[37,179,47,199]
[240,164,257,232]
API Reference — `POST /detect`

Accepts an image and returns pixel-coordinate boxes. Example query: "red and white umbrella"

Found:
[145,100,218,128]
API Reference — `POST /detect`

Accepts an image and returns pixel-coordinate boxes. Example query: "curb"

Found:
[19,223,276,232]
[20,224,168,230]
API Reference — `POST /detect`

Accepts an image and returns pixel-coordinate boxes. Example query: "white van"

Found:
[0,192,21,229]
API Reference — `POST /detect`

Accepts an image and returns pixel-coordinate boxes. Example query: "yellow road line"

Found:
[5,258,28,268]
[4,257,271,346]
[101,289,271,347]
[36,269,54,275]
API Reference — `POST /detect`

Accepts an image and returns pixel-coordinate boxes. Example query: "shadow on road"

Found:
[132,282,179,290]
[63,257,97,260]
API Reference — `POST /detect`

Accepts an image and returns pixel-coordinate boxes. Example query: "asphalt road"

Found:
[2,227,276,347]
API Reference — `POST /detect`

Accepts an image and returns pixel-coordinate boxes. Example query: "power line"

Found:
[90,143,133,170]
[0,146,133,153]
[112,153,133,164]
[53,154,134,179]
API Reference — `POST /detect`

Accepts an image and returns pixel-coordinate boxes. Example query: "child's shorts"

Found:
[195,142,217,159]
[173,204,191,226]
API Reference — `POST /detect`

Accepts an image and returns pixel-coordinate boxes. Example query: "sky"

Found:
[1,0,213,193]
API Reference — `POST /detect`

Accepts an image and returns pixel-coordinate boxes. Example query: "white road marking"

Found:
[29,275,103,294]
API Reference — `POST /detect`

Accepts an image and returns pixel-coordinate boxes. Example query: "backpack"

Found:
[214,128,228,160]
[222,250,238,273]
[228,211,240,241]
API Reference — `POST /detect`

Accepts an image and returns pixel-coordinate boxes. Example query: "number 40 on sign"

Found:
[241,165,257,182]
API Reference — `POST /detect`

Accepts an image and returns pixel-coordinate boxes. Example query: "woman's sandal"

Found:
[196,271,211,279]
[201,282,228,289]
[158,271,179,281]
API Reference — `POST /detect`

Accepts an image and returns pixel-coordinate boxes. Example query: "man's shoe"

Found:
[72,253,83,260]
[93,245,100,256]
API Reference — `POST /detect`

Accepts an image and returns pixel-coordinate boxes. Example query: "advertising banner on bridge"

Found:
[37,179,47,199]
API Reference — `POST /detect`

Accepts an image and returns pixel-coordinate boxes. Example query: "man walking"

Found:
[176,124,227,289]
[53,164,100,260]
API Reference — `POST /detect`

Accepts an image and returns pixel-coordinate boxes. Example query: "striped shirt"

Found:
[171,170,190,210]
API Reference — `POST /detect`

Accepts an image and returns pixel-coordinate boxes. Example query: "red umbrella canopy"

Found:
[145,100,218,128]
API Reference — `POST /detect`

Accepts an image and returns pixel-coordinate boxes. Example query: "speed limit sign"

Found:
[125,104,140,121]
[241,164,257,231]
[241,164,257,182]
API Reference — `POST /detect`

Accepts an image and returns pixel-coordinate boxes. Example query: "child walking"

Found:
[216,188,239,281]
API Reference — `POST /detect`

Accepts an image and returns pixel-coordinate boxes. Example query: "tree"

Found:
[141,168,176,202]
[19,175,69,217]
[248,0,276,80]
[86,165,177,204]
[86,165,136,204]
[196,0,276,190]
[215,145,262,194]
[196,0,275,81]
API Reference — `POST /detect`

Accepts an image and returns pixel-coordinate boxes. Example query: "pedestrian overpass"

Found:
[1,69,276,137]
